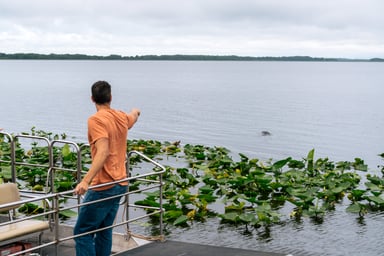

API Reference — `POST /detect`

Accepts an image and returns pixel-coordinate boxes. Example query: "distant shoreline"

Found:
[0,53,383,62]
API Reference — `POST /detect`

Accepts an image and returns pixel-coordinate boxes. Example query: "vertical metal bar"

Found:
[10,134,16,183]
[76,143,82,185]
[0,132,17,185]
[125,153,130,235]
[53,193,60,256]
[78,144,88,207]
[159,172,164,237]
[48,141,55,193]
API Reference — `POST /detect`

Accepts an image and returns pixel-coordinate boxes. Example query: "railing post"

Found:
[53,192,60,256]
[10,134,16,183]
[124,153,131,240]
[48,140,55,193]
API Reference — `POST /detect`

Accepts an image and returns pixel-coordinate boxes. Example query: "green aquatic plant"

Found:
[1,128,384,230]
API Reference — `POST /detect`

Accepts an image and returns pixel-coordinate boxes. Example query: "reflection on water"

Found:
[159,209,384,256]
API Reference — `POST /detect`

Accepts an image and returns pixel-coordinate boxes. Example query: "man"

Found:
[74,81,140,256]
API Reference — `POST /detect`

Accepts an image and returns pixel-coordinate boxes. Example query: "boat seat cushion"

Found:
[0,219,50,242]
[0,183,50,244]
[0,183,21,211]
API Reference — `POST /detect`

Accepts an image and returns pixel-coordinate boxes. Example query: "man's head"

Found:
[91,81,112,104]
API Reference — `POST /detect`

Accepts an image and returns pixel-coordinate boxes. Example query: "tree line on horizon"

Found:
[0,52,383,62]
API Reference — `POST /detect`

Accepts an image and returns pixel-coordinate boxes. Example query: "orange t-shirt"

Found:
[87,109,135,190]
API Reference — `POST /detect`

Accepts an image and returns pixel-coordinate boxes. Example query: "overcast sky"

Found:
[1,0,383,58]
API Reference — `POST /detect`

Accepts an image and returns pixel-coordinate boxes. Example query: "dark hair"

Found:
[91,81,111,104]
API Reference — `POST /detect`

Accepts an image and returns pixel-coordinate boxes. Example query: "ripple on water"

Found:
[159,205,384,256]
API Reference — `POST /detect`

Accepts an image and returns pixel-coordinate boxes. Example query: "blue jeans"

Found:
[74,185,127,256]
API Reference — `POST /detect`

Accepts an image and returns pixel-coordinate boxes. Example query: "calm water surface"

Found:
[1,60,384,255]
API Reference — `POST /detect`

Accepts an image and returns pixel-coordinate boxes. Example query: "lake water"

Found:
[1,60,384,255]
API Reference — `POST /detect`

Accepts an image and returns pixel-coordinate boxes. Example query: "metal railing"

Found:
[0,132,165,255]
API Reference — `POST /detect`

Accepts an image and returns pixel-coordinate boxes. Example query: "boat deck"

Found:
[41,240,288,256]
[118,240,288,256]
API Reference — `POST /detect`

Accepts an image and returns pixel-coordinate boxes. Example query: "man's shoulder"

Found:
[110,109,129,120]
[87,111,108,125]
[88,109,128,122]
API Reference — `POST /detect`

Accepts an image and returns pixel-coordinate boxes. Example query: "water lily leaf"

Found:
[135,198,160,208]
[370,191,382,197]
[255,174,273,185]
[331,186,345,194]
[287,187,306,197]
[225,201,245,212]
[364,182,381,191]
[288,159,305,169]
[62,144,71,158]
[165,209,183,218]
[350,189,366,199]
[256,211,270,222]
[239,213,257,224]
[199,185,214,194]
[173,215,188,226]
[168,175,181,185]
[353,158,368,171]
[195,153,205,160]
[143,191,160,197]
[366,196,384,205]
[59,209,77,219]
[238,153,249,162]
[258,203,272,211]
[272,157,291,170]
[367,175,384,186]
[220,212,239,222]
[0,166,12,180]
[306,149,315,172]
[346,203,362,213]
[197,193,217,203]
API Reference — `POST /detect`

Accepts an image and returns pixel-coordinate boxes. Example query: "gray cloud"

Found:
[0,0,383,58]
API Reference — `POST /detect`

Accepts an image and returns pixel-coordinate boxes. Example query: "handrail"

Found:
[0,132,165,256]
[0,193,54,227]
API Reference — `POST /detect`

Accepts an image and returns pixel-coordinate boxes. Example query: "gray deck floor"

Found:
[115,240,288,256]
[39,240,288,256]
